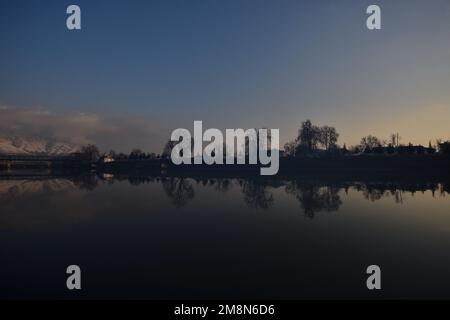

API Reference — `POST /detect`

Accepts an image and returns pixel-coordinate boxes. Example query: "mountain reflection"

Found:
[0,174,448,219]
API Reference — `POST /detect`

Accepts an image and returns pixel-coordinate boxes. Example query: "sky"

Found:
[0,0,449,153]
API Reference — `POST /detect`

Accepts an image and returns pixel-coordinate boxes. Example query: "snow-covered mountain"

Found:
[0,135,79,155]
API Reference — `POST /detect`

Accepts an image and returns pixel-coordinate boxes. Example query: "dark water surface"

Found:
[1,175,450,299]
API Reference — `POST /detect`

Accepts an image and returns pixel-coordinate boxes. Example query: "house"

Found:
[99,155,115,163]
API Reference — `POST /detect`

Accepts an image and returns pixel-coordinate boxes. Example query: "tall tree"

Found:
[298,120,320,152]
[390,133,401,147]
[79,144,100,161]
[319,126,339,151]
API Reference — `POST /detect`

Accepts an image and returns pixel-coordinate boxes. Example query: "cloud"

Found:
[0,105,169,153]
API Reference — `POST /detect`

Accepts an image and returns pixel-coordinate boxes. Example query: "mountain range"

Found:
[0,135,79,155]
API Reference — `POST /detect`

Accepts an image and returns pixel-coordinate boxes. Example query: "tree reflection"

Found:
[161,177,195,208]
[355,182,443,203]
[240,180,274,209]
[285,182,342,218]
[361,186,385,202]
[1,173,449,213]
[390,190,404,204]
[214,178,232,193]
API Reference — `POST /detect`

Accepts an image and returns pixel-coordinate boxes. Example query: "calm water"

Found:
[1,175,450,299]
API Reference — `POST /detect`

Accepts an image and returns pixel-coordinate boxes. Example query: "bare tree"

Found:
[284,140,297,157]
[297,120,321,152]
[390,133,401,147]
[360,135,382,150]
[319,126,339,151]
[79,144,100,161]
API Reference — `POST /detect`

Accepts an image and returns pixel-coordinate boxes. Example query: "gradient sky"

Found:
[0,0,449,152]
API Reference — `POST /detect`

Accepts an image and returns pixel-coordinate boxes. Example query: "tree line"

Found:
[283,120,450,157]
[74,145,163,162]
[74,119,450,161]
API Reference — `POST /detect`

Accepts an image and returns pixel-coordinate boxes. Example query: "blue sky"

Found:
[0,0,449,152]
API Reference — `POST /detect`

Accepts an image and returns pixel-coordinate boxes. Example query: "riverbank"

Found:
[1,154,450,176]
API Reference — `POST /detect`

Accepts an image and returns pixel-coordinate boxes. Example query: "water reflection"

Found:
[0,178,77,201]
[1,174,450,299]
[353,182,449,203]
[240,179,274,210]
[0,174,448,218]
[285,182,341,218]
[162,177,195,208]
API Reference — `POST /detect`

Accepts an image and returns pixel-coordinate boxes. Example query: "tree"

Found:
[129,148,144,159]
[116,152,127,160]
[319,126,339,151]
[297,120,321,152]
[390,133,401,147]
[284,121,340,157]
[360,135,382,151]
[162,137,195,159]
[148,152,158,159]
[79,144,100,161]
[162,140,177,159]
[284,140,297,157]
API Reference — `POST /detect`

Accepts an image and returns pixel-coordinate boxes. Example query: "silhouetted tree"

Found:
[297,120,321,153]
[287,121,340,156]
[360,135,382,151]
[319,126,339,151]
[146,152,157,160]
[129,148,144,159]
[115,152,128,160]
[162,140,177,159]
[390,133,401,147]
[284,140,297,157]
[162,137,195,159]
[79,144,100,161]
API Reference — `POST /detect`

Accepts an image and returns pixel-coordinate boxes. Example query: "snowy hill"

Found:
[0,135,79,155]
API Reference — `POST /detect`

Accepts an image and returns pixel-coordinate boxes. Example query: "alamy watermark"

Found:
[65,4,381,31]
[170,121,279,176]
